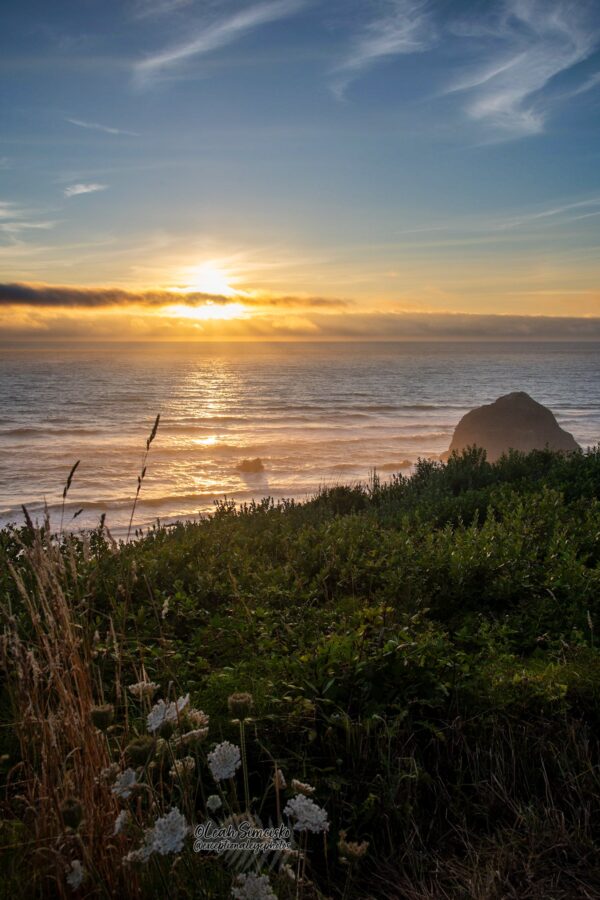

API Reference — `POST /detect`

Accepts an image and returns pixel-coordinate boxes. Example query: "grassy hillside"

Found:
[2,447,600,898]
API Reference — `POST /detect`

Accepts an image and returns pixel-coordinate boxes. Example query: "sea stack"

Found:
[445,391,580,462]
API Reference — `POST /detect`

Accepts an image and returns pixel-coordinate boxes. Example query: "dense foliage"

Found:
[2,446,600,898]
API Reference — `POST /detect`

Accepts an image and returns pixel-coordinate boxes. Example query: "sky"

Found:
[1,0,600,341]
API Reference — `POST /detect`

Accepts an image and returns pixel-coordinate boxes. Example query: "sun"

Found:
[182,263,239,297]
[162,260,250,321]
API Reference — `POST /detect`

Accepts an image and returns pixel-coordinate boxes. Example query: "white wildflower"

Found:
[291,778,314,795]
[111,768,137,800]
[231,872,277,899]
[161,597,170,619]
[66,859,85,890]
[284,794,329,834]
[146,694,190,734]
[124,808,189,864]
[206,794,222,812]
[169,756,195,779]
[149,807,189,855]
[113,809,130,835]
[128,680,159,699]
[147,699,169,734]
[207,741,241,781]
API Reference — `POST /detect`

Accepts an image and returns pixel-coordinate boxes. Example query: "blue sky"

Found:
[1,0,600,339]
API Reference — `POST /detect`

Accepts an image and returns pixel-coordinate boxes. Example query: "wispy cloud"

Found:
[446,0,600,137]
[66,118,140,136]
[332,0,435,99]
[132,0,194,19]
[0,201,57,239]
[134,0,303,85]
[63,183,107,198]
[565,69,600,100]
[495,196,600,229]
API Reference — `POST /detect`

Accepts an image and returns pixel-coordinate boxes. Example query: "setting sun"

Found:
[181,263,239,297]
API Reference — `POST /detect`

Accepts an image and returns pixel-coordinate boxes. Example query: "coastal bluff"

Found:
[444,391,580,462]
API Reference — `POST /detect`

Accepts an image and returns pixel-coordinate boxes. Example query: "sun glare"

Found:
[182,263,239,297]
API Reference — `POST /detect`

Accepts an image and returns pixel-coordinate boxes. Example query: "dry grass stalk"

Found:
[127,415,160,543]
[1,527,137,897]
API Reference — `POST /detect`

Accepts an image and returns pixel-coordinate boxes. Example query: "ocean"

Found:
[0,341,598,535]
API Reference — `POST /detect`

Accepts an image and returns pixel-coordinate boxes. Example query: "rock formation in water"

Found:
[444,391,580,462]
[235,457,265,473]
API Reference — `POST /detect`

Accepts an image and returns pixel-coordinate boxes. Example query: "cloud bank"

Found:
[1,283,598,342]
[0,282,350,310]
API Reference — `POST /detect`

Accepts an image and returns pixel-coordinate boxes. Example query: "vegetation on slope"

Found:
[2,446,600,898]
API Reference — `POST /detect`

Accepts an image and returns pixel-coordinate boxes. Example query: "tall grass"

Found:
[1,526,135,897]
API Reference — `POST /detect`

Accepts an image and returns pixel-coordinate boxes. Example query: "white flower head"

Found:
[66,859,85,890]
[206,794,222,812]
[113,809,130,835]
[207,741,241,781]
[291,778,314,795]
[129,680,159,699]
[125,807,189,863]
[146,694,190,734]
[231,872,277,899]
[112,768,137,799]
[149,807,189,855]
[284,794,329,834]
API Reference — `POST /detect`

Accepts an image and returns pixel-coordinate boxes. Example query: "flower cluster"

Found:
[187,708,210,729]
[151,807,190,854]
[172,727,209,749]
[169,756,195,779]
[146,694,190,734]
[284,794,329,833]
[111,768,137,800]
[231,872,277,899]
[206,794,222,812]
[113,809,130,836]
[128,680,159,700]
[125,807,189,863]
[207,741,242,781]
[291,778,314,796]
[338,829,369,860]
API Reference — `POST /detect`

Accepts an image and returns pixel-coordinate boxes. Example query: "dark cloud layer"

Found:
[0,282,350,309]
